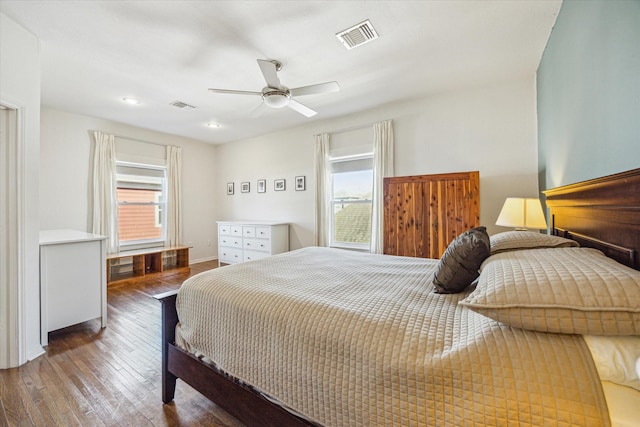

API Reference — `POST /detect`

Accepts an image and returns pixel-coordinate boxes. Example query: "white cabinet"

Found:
[217,221,289,266]
[39,230,107,345]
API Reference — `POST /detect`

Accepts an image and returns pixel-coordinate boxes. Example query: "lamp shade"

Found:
[495,197,547,230]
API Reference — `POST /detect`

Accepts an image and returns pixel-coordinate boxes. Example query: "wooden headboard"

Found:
[543,168,640,271]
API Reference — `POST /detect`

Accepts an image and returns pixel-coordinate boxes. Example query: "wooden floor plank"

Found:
[0,260,244,427]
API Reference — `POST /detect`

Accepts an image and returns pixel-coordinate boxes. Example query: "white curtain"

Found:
[92,131,119,253]
[314,133,330,247]
[370,120,395,253]
[166,145,183,247]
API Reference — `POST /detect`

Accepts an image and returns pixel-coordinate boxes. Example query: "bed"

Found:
[155,168,640,426]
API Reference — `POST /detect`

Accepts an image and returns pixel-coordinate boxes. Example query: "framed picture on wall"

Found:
[257,179,266,193]
[295,176,305,191]
[274,179,286,191]
[227,182,234,195]
[241,182,250,193]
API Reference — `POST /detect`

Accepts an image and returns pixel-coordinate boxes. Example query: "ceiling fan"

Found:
[208,59,340,118]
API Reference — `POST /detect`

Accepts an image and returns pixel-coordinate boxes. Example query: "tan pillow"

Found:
[490,231,578,255]
[460,248,640,335]
[433,226,490,294]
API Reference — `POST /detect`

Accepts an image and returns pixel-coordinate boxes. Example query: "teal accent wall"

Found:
[537,0,640,190]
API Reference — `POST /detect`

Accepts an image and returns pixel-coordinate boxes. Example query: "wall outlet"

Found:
[207,240,212,246]
[187,241,193,246]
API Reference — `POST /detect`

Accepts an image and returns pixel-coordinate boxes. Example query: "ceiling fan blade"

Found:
[208,88,261,96]
[288,99,317,117]
[257,59,281,89]
[290,81,340,97]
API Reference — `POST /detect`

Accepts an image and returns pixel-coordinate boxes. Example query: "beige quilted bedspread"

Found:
[175,247,609,426]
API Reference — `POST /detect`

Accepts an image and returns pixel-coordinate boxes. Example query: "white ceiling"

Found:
[0,0,561,144]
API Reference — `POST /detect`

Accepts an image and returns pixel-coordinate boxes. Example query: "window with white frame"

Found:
[329,154,374,249]
[116,162,166,248]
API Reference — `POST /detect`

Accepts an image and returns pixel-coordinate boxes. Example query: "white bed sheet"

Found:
[583,335,640,426]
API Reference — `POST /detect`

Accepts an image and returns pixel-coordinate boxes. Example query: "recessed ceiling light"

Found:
[207,122,221,128]
[122,97,140,105]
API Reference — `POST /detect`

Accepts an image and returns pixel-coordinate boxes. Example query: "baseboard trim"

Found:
[190,256,217,265]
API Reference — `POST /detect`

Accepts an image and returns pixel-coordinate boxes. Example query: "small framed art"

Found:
[257,179,266,193]
[227,182,234,195]
[295,176,306,191]
[241,182,250,193]
[274,179,286,191]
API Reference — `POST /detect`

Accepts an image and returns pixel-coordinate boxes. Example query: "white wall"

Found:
[40,76,539,266]
[216,76,540,250]
[0,13,42,365]
[40,108,218,263]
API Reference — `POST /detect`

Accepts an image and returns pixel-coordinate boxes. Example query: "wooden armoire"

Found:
[383,171,480,259]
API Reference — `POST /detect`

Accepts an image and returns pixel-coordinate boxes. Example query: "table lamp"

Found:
[496,197,547,231]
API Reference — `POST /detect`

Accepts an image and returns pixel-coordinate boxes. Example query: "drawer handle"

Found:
[246,243,251,246]
[260,244,265,248]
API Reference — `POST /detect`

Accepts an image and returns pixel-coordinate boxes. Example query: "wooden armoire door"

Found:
[383,171,480,259]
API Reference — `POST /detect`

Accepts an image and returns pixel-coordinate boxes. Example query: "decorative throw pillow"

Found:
[489,230,578,255]
[460,247,640,335]
[433,226,490,294]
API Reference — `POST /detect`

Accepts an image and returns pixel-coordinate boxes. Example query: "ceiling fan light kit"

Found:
[262,90,291,108]
[209,59,339,118]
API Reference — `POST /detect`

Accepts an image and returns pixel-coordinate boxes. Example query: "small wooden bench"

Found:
[107,245,191,285]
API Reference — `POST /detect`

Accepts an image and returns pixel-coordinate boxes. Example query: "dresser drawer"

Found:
[243,250,269,262]
[230,226,242,236]
[219,247,242,264]
[243,237,269,252]
[219,224,231,235]
[242,226,256,238]
[219,236,241,248]
[255,226,271,239]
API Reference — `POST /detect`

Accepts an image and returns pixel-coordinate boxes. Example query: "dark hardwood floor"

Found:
[0,261,245,427]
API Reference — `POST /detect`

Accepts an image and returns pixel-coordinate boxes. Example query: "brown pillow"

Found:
[433,226,490,294]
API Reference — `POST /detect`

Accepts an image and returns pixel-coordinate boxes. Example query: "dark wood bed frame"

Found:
[154,167,640,426]
[544,168,640,271]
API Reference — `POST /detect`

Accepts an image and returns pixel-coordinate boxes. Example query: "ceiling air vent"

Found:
[170,101,196,110]
[336,19,378,50]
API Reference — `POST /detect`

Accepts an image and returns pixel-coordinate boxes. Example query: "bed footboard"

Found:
[153,289,314,426]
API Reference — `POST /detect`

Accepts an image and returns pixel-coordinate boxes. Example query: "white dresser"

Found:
[39,229,107,345]
[217,221,289,266]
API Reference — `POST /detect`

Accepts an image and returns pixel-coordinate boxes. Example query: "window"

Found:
[116,162,166,248]
[329,155,373,250]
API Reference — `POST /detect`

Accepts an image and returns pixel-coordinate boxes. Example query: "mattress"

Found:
[600,381,640,427]
[175,247,609,426]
